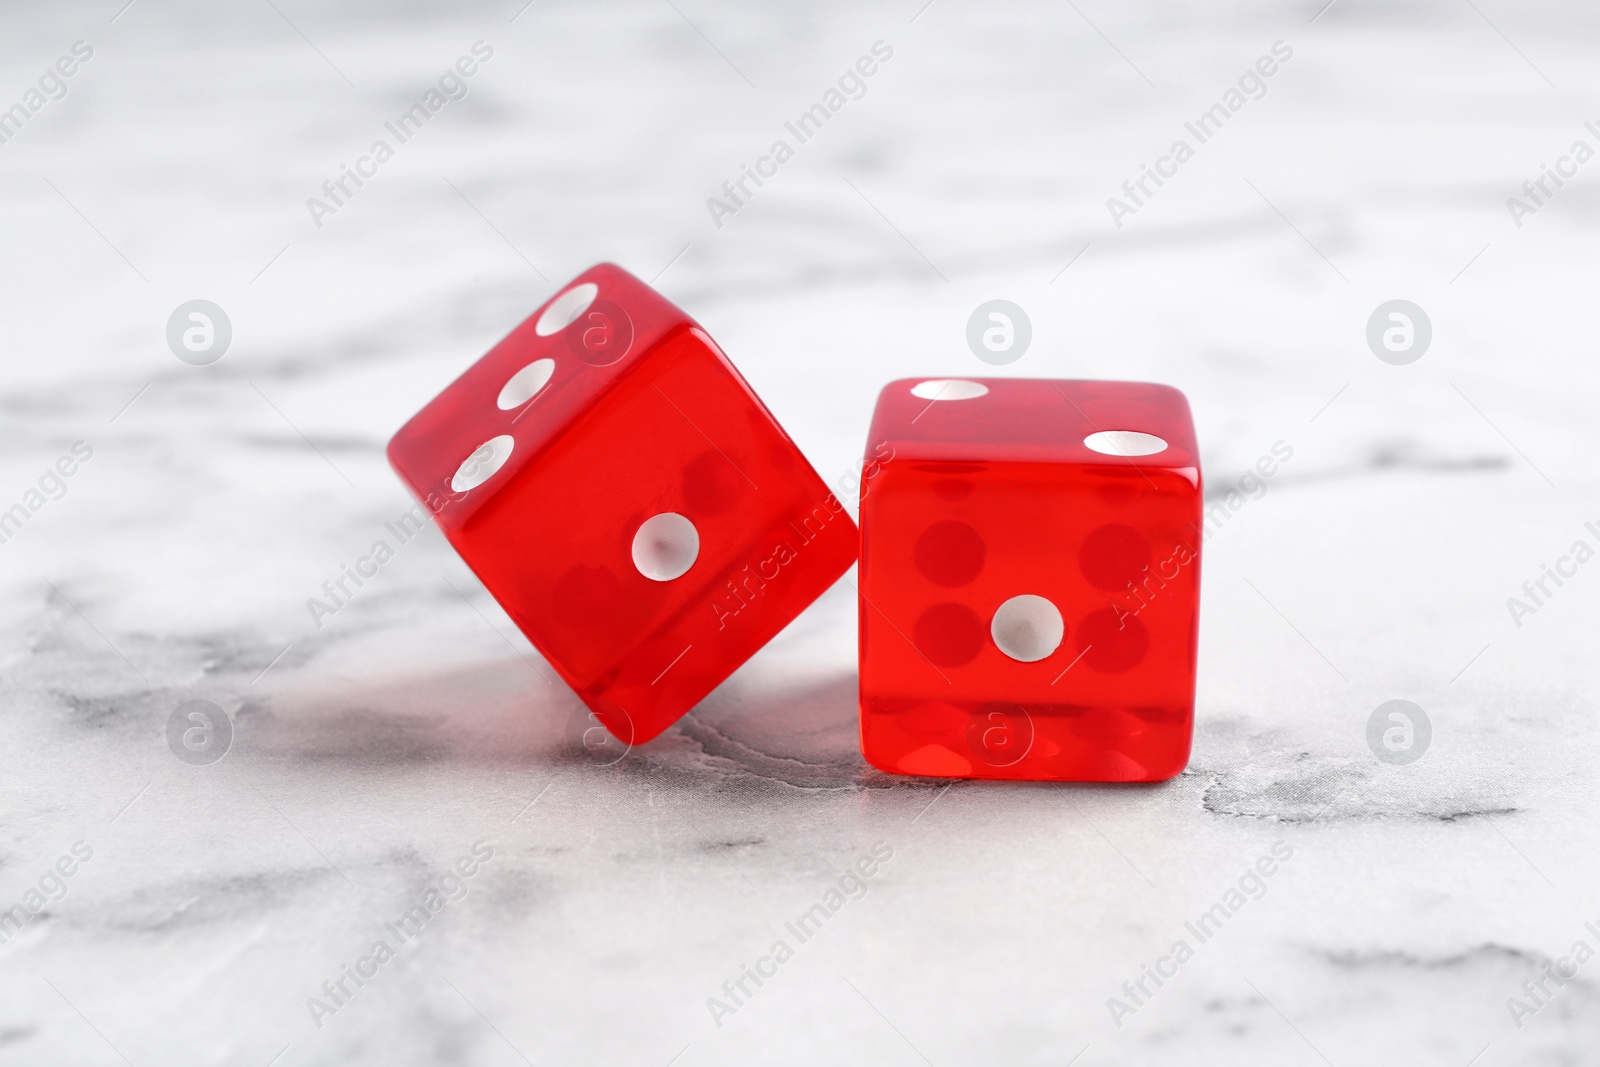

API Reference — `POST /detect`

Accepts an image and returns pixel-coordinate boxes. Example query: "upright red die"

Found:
[388,264,858,745]
[857,377,1202,782]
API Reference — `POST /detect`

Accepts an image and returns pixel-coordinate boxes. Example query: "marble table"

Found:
[1,0,1597,1063]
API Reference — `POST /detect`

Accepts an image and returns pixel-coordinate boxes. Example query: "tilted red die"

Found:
[388,264,858,745]
[857,377,1202,782]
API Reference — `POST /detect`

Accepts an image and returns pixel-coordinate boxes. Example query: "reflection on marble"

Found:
[1,0,1598,1063]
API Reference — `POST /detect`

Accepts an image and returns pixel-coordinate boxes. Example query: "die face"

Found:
[387,263,678,528]
[868,376,1200,470]
[858,378,1201,782]
[388,266,858,747]
[463,326,857,743]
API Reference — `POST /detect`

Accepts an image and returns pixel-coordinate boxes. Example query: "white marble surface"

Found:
[2,0,1599,1063]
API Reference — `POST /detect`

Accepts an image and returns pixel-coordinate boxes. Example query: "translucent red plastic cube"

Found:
[388,264,857,745]
[857,377,1201,782]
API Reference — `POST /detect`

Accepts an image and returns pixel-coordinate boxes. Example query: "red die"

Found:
[388,264,858,745]
[857,377,1201,782]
